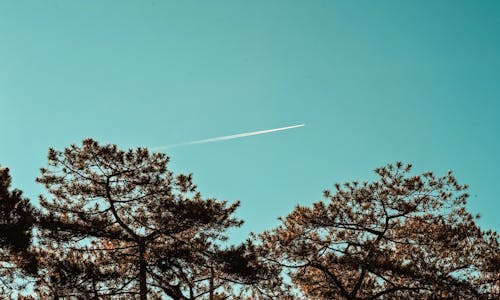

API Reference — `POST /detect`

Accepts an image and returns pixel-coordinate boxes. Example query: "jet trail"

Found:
[154,123,305,150]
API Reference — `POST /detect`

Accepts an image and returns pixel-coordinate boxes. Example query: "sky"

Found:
[1,1,499,242]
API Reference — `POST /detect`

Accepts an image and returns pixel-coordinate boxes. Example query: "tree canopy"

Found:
[1,142,499,299]
[34,139,270,299]
[259,162,500,299]
[0,166,36,295]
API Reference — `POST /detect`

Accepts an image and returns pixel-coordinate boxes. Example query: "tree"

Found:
[35,139,264,299]
[260,162,500,299]
[0,166,37,296]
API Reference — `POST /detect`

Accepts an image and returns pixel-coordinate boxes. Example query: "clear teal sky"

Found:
[1,1,499,241]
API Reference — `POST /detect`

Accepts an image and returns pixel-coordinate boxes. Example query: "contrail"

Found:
[154,123,305,150]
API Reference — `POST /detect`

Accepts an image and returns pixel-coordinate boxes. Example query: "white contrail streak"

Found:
[154,124,305,150]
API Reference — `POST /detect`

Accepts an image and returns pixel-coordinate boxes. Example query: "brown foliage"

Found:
[5,143,499,300]
[34,139,260,299]
[260,162,500,299]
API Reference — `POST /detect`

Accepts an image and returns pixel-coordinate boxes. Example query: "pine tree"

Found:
[260,162,500,299]
[0,166,36,295]
[35,139,257,299]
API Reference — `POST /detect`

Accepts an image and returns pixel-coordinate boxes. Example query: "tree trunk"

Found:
[52,286,59,300]
[139,243,147,300]
[92,276,99,300]
[209,267,214,300]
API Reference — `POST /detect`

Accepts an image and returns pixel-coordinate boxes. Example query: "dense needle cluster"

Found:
[0,167,36,295]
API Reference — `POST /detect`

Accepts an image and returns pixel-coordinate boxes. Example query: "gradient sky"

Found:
[1,1,499,242]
